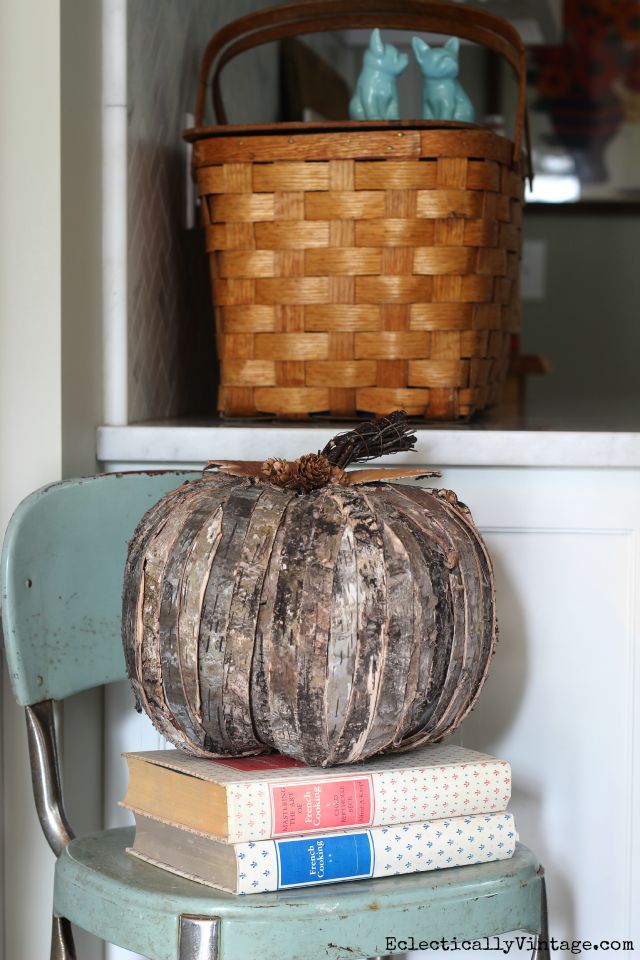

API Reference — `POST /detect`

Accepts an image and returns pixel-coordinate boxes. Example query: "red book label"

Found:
[269,776,374,835]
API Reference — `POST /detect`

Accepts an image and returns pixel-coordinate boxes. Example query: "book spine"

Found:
[235,812,517,894]
[226,759,511,843]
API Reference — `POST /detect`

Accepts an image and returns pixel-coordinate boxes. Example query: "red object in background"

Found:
[530,0,640,183]
[624,48,640,90]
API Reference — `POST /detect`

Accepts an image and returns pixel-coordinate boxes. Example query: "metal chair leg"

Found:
[179,916,220,960]
[531,874,550,960]
[51,916,76,960]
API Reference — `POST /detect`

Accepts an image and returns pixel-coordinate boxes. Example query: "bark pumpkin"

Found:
[122,418,497,766]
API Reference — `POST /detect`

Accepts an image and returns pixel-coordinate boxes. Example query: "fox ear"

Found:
[444,36,460,54]
[412,36,429,60]
[370,28,385,56]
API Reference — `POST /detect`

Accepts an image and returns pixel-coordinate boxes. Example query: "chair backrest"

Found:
[1,471,199,706]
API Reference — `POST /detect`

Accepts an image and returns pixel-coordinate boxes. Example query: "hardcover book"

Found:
[128,810,518,894]
[121,744,511,844]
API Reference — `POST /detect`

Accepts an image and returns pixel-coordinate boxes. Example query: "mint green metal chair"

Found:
[1,472,550,960]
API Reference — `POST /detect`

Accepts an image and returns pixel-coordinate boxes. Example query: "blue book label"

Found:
[276,832,374,888]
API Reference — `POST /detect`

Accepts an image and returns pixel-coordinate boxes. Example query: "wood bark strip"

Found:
[328,487,387,765]
[250,511,291,749]
[159,494,230,749]
[348,467,440,484]
[374,487,454,744]
[358,488,415,755]
[400,496,465,743]
[177,505,224,727]
[221,485,296,752]
[387,527,431,748]
[198,481,264,754]
[294,489,347,764]
[122,479,199,716]
[381,486,466,748]
[263,493,316,756]
[390,506,454,742]
[325,519,358,748]
[387,484,495,748]
[132,566,179,746]
[123,479,213,746]
[139,486,219,752]
[141,484,234,754]
[424,499,486,740]
[172,489,241,749]
[427,489,496,739]
[399,485,490,740]
[372,487,458,749]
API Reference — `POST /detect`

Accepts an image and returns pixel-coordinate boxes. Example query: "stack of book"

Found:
[121,743,517,894]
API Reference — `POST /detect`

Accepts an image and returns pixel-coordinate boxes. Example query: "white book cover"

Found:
[124,743,511,843]
[129,811,518,894]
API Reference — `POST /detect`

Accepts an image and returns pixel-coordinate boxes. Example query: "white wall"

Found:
[1,0,105,957]
[0,2,62,958]
[522,211,640,418]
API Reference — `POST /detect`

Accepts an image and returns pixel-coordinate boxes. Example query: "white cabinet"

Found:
[454,466,640,943]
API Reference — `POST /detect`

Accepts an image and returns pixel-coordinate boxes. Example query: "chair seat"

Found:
[54,828,544,960]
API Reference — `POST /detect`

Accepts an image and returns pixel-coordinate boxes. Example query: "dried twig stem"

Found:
[322,411,417,469]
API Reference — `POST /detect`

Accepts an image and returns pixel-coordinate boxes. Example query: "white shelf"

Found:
[97,418,640,470]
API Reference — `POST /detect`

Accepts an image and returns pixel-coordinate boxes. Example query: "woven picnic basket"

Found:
[184,0,531,420]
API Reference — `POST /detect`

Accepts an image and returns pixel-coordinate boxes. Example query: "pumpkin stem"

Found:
[321,410,417,469]
[204,411,433,492]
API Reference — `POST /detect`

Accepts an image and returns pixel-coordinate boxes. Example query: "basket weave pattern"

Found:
[197,127,523,420]
[188,0,530,419]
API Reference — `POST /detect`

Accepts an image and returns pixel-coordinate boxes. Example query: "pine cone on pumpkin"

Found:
[261,458,300,489]
[296,453,332,492]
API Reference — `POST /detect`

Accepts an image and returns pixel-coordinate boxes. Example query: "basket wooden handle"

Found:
[194,0,530,170]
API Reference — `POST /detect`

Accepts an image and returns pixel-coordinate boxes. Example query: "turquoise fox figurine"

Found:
[349,28,409,121]
[412,36,474,122]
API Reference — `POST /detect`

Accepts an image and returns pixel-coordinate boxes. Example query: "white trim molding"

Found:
[102,0,128,426]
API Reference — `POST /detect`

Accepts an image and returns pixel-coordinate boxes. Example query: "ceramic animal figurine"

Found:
[349,28,409,121]
[412,36,475,122]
